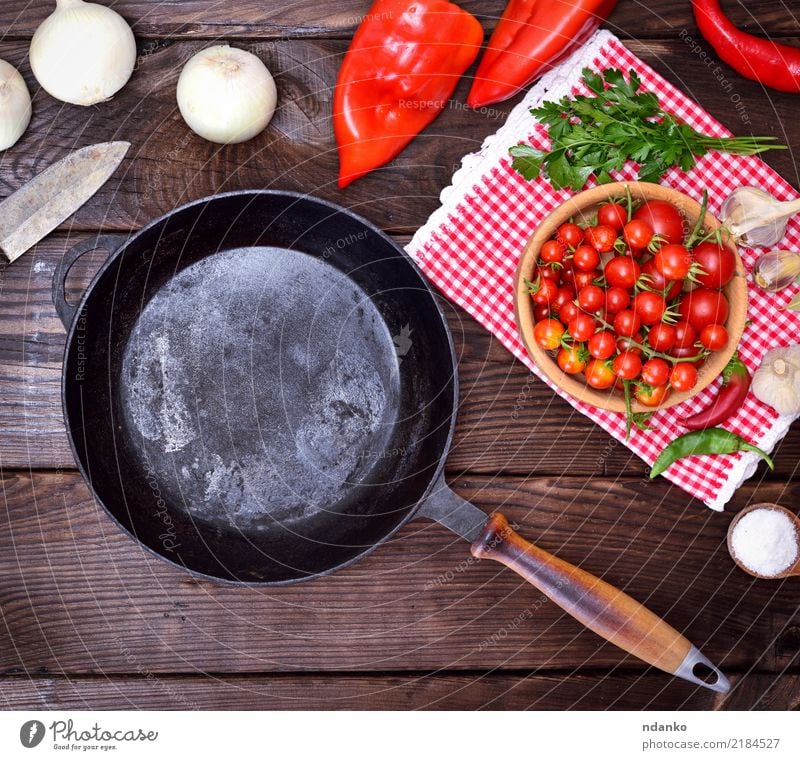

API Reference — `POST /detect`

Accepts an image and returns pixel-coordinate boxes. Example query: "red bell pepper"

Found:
[692,0,800,93]
[467,0,618,109]
[334,0,483,188]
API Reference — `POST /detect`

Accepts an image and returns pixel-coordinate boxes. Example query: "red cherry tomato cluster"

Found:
[529,198,735,408]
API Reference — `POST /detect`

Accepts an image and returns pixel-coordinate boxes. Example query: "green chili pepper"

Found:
[650,428,774,479]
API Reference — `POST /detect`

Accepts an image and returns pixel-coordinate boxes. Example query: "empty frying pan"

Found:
[53,190,728,692]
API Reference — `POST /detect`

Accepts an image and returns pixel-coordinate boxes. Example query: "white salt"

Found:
[731,508,799,577]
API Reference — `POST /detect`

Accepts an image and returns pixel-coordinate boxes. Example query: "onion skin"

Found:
[0,59,32,150]
[176,45,277,145]
[30,0,136,106]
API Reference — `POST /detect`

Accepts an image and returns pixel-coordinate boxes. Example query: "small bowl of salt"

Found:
[727,503,800,579]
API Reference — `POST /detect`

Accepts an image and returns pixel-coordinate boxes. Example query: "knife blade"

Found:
[0,141,129,263]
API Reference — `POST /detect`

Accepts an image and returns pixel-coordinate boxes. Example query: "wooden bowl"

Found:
[514,182,748,414]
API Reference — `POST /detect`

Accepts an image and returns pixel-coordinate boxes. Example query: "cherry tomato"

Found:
[613,309,642,338]
[673,321,696,349]
[691,241,736,288]
[635,383,670,407]
[633,291,667,326]
[572,244,601,272]
[531,276,558,305]
[552,285,576,312]
[584,224,617,253]
[632,200,685,245]
[557,344,588,375]
[570,269,601,290]
[640,258,682,301]
[568,313,597,342]
[585,359,616,389]
[578,284,604,313]
[670,362,699,392]
[700,323,729,351]
[588,330,617,360]
[679,288,729,331]
[605,256,641,289]
[623,219,654,250]
[538,264,561,282]
[670,344,705,365]
[598,202,627,231]
[533,303,550,321]
[557,222,583,249]
[617,331,644,356]
[647,322,676,352]
[605,286,631,314]
[533,318,565,350]
[558,300,580,325]
[540,239,565,264]
[613,351,643,380]
[654,244,691,281]
[641,357,670,387]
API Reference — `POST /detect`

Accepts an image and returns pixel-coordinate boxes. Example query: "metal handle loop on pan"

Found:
[52,233,128,329]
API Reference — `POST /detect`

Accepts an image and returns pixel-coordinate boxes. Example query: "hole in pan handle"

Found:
[52,233,129,330]
[420,482,731,694]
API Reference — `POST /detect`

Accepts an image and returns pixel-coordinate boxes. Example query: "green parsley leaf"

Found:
[511,68,785,192]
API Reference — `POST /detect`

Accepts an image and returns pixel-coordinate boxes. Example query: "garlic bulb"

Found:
[0,60,31,150]
[177,46,277,144]
[30,0,136,106]
[721,187,800,248]
[752,345,800,415]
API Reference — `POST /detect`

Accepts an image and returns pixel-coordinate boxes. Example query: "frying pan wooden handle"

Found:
[471,513,730,693]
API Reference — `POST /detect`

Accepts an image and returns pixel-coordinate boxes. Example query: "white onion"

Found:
[30,0,136,106]
[0,59,32,150]
[177,45,277,144]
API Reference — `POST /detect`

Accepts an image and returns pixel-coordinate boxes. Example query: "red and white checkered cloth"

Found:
[407,31,800,510]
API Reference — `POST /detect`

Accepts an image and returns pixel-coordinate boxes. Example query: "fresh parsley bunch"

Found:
[510,67,783,192]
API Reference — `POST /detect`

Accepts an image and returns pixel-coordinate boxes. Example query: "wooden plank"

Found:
[0,1,795,40]
[2,236,799,475]
[1,471,798,675]
[3,671,797,710]
[0,36,797,236]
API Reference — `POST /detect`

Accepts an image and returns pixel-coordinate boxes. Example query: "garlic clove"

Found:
[30,0,136,107]
[751,250,800,292]
[0,59,32,151]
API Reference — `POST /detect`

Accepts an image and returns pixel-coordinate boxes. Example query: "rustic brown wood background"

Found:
[1,1,799,710]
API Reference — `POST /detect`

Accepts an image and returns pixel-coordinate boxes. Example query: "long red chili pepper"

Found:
[683,353,752,430]
[692,0,800,93]
[333,0,483,188]
[467,0,618,109]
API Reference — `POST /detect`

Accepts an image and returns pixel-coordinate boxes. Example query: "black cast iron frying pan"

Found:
[54,190,727,692]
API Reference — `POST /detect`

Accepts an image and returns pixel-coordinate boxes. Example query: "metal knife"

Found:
[0,141,129,263]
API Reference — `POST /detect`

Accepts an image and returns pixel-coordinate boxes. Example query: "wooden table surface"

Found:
[1,1,799,711]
